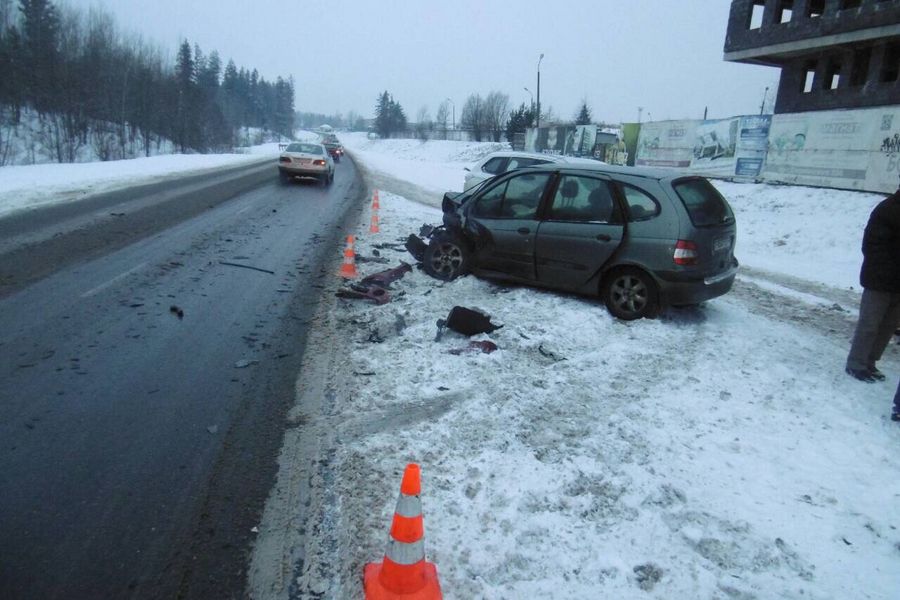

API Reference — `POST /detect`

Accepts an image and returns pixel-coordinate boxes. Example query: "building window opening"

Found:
[776,0,793,23]
[850,47,872,87]
[803,63,816,93]
[749,1,765,29]
[826,61,841,90]
[807,0,825,17]
[839,0,862,10]
[881,43,900,83]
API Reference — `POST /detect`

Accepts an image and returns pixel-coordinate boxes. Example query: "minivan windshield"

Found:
[672,178,734,227]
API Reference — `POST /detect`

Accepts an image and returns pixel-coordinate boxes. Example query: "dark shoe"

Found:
[869,367,886,381]
[845,367,877,383]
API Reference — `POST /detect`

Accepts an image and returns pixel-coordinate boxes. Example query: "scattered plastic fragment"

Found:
[448,340,499,355]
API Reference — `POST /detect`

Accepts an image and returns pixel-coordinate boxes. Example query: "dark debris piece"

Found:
[169,305,184,319]
[336,283,391,305]
[361,262,412,288]
[448,340,498,355]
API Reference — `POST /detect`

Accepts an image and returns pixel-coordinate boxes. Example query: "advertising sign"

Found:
[689,118,738,176]
[763,109,878,189]
[635,120,698,168]
[865,108,900,192]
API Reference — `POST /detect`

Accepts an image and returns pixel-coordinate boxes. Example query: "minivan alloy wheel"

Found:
[603,268,658,320]
[423,234,470,280]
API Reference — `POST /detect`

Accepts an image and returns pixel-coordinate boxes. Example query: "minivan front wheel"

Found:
[423,233,470,280]
[602,268,659,320]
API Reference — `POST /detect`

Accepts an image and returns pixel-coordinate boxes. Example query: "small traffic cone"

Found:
[370,212,380,234]
[373,189,380,210]
[364,464,442,600]
[339,235,358,279]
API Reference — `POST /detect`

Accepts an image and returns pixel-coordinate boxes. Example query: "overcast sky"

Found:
[64,0,778,124]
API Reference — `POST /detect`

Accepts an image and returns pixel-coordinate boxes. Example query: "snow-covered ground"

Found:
[0,121,326,219]
[261,135,900,599]
[2,132,897,598]
[0,128,325,219]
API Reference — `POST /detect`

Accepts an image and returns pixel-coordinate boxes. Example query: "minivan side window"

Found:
[547,175,617,223]
[471,173,550,220]
[481,157,506,174]
[617,184,660,221]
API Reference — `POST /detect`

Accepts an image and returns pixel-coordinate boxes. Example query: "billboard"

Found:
[634,116,771,177]
[635,120,697,168]
[690,115,771,178]
[762,106,900,192]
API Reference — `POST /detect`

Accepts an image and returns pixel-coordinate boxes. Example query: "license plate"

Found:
[299,159,312,165]
[714,237,730,252]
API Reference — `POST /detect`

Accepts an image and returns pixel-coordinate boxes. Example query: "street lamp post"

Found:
[445,97,455,131]
[536,53,544,129]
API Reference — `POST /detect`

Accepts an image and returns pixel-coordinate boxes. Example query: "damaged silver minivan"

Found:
[407,163,739,320]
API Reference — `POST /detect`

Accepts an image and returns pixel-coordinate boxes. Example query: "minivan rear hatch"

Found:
[671,177,736,272]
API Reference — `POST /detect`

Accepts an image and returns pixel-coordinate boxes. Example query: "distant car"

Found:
[278,142,334,185]
[320,134,344,162]
[408,163,738,320]
[463,151,597,190]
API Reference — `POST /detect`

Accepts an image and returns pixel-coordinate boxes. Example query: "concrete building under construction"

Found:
[723,0,900,113]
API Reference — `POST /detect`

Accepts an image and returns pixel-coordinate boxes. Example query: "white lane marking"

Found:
[80,261,148,298]
[236,205,252,216]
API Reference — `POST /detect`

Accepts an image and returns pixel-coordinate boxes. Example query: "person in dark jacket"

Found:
[846,184,900,384]
[893,378,900,422]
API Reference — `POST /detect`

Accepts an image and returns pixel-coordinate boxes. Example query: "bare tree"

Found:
[483,91,509,142]
[415,105,431,140]
[461,93,484,141]
[435,100,449,138]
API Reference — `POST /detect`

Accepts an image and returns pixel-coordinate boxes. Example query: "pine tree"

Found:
[19,0,60,113]
[505,103,535,143]
[575,101,592,125]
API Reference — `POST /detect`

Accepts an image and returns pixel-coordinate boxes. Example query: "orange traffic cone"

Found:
[370,212,380,234]
[364,464,442,600]
[373,189,381,210]
[339,235,358,279]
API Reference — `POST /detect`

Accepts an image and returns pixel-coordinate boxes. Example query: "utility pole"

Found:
[446,97,455,130]
[638,106,643,123]
[759,86,769,115]
[536,53,544,129]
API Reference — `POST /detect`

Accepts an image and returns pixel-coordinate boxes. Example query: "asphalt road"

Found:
[0,158,365,599]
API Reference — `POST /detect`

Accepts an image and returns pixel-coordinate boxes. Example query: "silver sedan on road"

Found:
[278,142,335,185]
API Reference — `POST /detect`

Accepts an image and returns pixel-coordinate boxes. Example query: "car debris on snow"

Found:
[447,340,498,355]
[335,262,413,305]
[435,306,502,341]
[335,283,391,304]
[218,260,275,275]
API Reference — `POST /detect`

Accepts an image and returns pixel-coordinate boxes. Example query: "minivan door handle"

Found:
[596,234,612,242]
[517,227,530,235]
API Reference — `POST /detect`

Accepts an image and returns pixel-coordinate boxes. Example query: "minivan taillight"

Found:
[279,156,291,163]
[674,240,698,266]
[313,159,326,166]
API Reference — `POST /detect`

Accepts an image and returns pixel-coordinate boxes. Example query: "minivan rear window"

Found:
[672,178,734,227]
